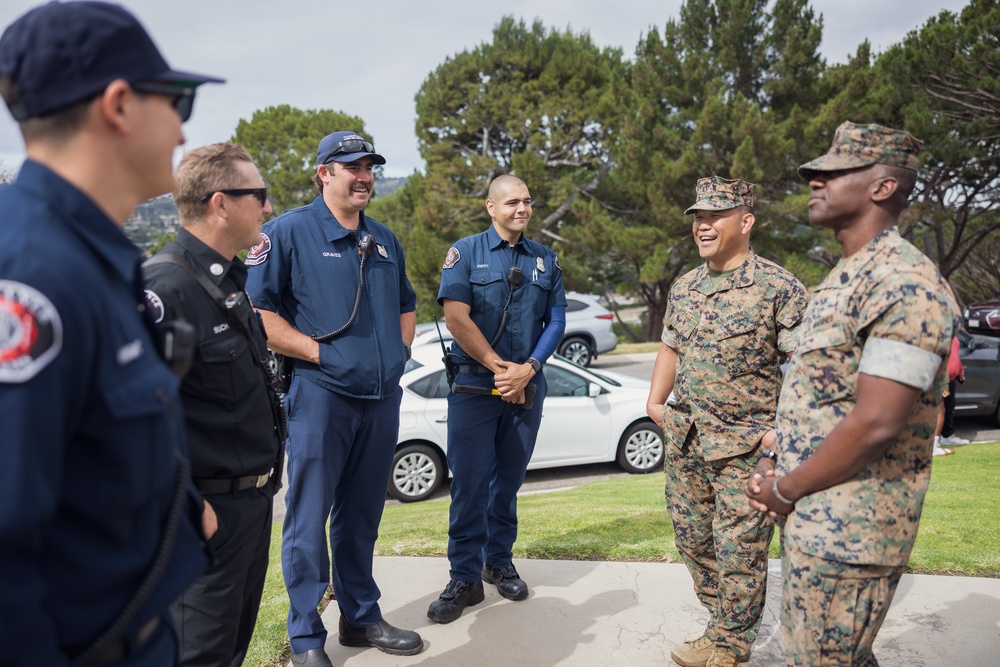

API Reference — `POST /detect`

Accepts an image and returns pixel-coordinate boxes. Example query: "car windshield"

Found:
[552,354,621,386]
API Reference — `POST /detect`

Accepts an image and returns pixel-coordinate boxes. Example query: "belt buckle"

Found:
[255,473,270,488]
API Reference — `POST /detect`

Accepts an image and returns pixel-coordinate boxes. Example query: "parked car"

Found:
[964,297,1000,337]
[390,343,664,502]
[954,328,1000,424]
[412,291,618,368]
[559,292,618,367]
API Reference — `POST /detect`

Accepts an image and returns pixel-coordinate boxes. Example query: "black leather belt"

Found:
[456,364,493,375]
[85,615,160,667]
[193,472,272,495]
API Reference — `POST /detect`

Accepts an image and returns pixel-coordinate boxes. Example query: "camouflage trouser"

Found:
[663,434,773,657]
[781,542,904,666]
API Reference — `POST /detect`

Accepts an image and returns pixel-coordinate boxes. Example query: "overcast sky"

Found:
[0,0,970,177]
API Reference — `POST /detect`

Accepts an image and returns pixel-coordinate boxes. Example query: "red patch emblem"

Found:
[443,246,460,269]
[0,280,63,383]
[246,232,272,266]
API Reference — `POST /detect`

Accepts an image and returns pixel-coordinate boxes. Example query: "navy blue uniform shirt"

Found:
[0,161,210,666]
[437,225,566,363]
[245,197,416,400]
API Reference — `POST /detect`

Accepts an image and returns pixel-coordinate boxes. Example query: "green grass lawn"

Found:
[247,441,1000,666]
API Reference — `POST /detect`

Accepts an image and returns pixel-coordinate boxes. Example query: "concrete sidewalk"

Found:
[303,557,1000,666]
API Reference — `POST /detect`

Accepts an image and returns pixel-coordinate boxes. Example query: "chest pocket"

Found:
[469,269,506,315]
[711,313,768,378]
[192,330,255,407]
[527,275,552,317]
[670,308,701,341]
[793,322,856,405]
[97,355,179,510]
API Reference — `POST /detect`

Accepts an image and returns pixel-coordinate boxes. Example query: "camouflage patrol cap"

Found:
[798,121,922,178]
[684,176,756,215]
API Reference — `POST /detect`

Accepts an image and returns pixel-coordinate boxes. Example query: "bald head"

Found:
[488,174,528,201]
[485,174,532,243]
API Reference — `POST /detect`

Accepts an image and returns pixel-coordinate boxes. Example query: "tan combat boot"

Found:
[706,645,749,667]
[671,635,714,667]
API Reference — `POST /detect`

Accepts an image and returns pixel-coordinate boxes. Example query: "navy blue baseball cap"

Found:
[0,1,224,121]
[316,131,386,166]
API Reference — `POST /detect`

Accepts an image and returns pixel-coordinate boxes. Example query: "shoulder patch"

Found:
[246,232,271,266]
[443,246,460,269]
[144,289,165,324]
[0,280,63,383]
[554,254,561,272]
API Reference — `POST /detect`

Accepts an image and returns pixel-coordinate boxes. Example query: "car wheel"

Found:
[559,336,593,367]
[389,443,443,502]
[616,421,664,474]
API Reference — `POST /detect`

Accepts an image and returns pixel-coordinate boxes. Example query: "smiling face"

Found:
[320,157,375,216]
[691,206,755,271]
[486,179,532,244]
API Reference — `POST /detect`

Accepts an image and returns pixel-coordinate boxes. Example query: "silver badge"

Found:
[376,244,388,259]
[536,257,546,273]
[210,263,224,276]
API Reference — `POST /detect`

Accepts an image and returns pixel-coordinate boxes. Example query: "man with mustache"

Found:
[246,131,421,665]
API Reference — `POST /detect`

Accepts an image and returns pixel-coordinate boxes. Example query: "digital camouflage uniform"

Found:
[661,177,808,658]
[776,123,957,666]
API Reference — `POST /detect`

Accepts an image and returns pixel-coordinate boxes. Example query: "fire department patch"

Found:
[144,289,165,324]
[443,246,460,269]
[246,232,271,266]
[0,280,63,383]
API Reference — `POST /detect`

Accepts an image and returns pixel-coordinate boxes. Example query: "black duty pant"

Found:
[171,485,273,667]
[942,379,958,438]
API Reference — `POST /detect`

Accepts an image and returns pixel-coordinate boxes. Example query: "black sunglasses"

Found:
[320,138,375,164]
[200,188,268,206]
[131,81,196,122]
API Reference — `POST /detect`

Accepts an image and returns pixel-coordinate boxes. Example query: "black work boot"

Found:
[426,578,485,623]
[338,616,423,656]
[482,562,529,601]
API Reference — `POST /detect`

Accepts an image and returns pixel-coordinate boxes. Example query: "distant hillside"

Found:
[377,176,408,197]
[124,195,179,254]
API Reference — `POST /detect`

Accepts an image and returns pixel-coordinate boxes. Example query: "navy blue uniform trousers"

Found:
[281,376,402,653]
[446,372,547,582]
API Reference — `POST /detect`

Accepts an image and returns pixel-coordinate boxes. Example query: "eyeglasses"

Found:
[320,138,375,164]
[200,188,268,206]
[131,81,196,122]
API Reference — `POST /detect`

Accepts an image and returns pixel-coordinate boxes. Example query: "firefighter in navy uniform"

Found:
[143,143,285,667]
[246,130,421,666]
[0,2,222,666]
[427,174,567,624]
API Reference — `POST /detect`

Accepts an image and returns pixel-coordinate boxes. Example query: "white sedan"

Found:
[390,342,664,502]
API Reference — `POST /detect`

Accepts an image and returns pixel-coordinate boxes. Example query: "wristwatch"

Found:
[758,448,778,463]
[526,357,542,374]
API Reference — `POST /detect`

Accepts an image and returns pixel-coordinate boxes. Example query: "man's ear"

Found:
[97,79,133,133]
[741,212,756,236]
[871,175,898,204]
[486,198,495,218]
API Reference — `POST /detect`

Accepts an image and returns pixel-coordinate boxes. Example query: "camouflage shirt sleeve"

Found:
[856,272,952,390]
[775,275,808,355]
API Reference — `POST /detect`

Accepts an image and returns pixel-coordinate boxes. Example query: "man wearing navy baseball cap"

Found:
[246,130,420,665]
[0,2,222,666]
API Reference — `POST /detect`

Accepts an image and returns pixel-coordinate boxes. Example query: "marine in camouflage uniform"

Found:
[745,122,957,666]
[647,177,807,667]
